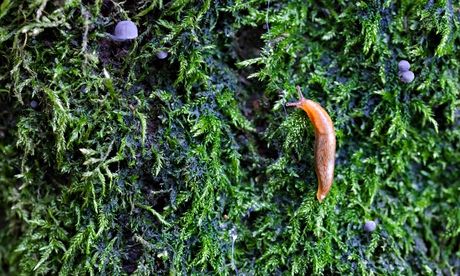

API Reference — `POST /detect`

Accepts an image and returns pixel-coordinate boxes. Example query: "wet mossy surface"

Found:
[0,1,459,274]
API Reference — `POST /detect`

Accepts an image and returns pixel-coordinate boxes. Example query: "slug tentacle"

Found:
[286,86,336,202]
[286,86,306,108]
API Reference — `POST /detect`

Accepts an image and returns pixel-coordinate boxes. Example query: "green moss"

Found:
[0,0,459,275]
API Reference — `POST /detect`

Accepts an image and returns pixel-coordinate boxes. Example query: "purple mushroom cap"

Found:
[398,60,410,72]
[156,51,168,59]
[30,100,38,109]
[364,220,377,232]
[112,20,138,41]
[399,70,415,83]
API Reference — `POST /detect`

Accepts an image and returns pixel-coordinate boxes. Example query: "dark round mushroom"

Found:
[30,100,38,109]
[363,220,377,232]
[109,20,138,41]
[156,51,168,59]
[399,70,415,83]
[398,60,410,72]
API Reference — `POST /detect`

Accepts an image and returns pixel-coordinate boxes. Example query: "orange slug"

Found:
[286,86,336,202]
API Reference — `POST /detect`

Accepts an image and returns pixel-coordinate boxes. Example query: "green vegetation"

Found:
[1,0,459,274]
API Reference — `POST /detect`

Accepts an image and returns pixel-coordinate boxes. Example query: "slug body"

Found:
[286,86,336,202]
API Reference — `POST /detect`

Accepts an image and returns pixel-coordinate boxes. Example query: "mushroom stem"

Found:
[105,33,127,42]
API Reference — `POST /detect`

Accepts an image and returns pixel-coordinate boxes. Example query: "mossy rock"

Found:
[0,1,459,275]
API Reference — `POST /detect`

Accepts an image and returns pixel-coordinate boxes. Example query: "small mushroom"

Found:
[108,20,138,41]
[399,70,415,83]
[156,51,168,59]
[30,100,38,109]
[398,60,410,72]
[363,220,377,232]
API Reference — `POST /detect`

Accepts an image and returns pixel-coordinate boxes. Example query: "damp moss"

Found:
[0,0,459,275]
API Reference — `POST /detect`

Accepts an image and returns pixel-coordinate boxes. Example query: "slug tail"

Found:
[316,190,326,203]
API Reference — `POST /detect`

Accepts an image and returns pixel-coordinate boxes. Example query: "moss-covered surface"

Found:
[1,0,459,274]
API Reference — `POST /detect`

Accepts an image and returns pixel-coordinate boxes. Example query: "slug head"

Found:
[286,85,308,108]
